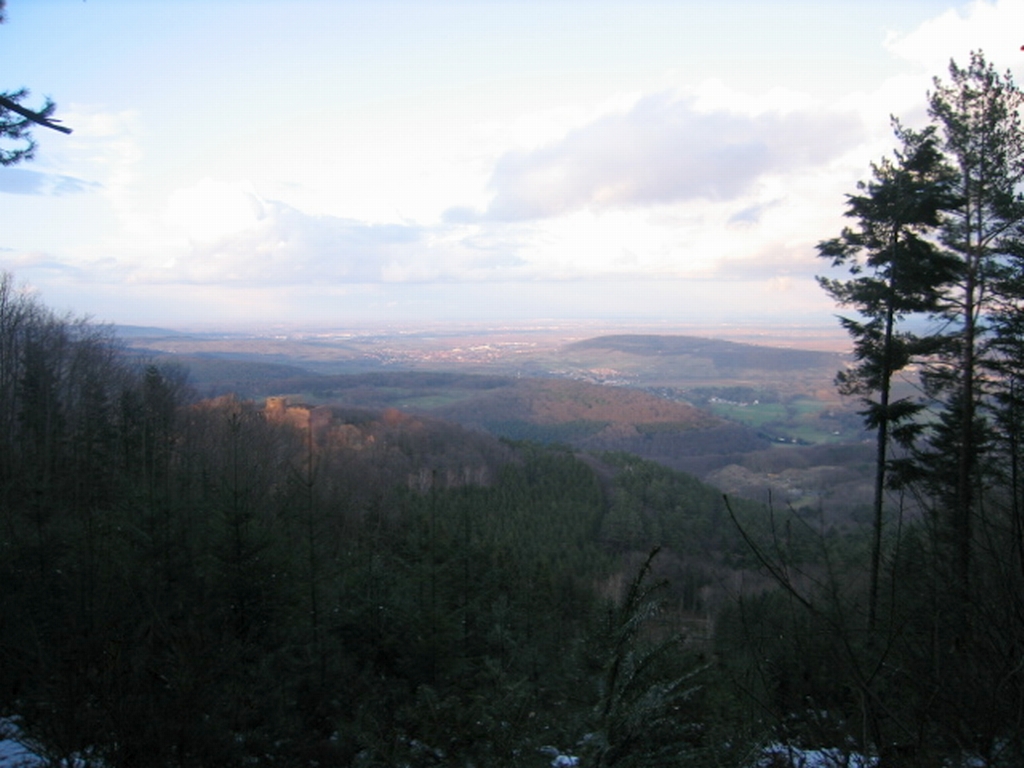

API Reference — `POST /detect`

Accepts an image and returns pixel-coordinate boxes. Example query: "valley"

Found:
[120,322,875,522]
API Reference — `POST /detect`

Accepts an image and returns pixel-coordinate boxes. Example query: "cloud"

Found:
[153,200,418,284]
[884,0,1024,77]
[57,108,142,227]
[139,193,540,286]
[441,206,481,225]
[709,240,824,285]
[727,199,782,227]
[0,249,89,279]
[164,178,267,243]
[463,92,862,222]
[0,168,100,196]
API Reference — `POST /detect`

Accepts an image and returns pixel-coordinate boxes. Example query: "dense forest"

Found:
[0,271,778,766]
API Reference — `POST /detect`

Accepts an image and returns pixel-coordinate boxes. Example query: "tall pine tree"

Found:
[921,51,1024,596]
[817,123,958,629]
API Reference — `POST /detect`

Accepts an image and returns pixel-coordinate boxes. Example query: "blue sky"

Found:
[1,0,1022,331]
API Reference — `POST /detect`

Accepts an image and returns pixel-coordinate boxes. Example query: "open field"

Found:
[706,398,859,445]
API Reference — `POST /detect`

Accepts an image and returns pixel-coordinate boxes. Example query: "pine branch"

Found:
[0,94,71,134]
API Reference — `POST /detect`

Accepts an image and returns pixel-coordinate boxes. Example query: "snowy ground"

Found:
[756,743,878,767]
[0,718,43,768]
[0,721,899,768]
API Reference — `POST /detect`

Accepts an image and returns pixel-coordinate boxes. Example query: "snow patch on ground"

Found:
[0,717,95,768]
[0,718,43,768]
[539,745,580,766]
[757,742,878,768]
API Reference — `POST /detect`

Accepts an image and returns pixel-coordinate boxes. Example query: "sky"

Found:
[1,0,1022,332]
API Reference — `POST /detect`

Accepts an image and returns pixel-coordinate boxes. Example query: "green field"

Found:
[708,398,853,444]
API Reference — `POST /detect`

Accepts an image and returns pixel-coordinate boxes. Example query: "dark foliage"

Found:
[1,276,746,765]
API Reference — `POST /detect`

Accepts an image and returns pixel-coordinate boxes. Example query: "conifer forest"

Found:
[3,51,1024,768]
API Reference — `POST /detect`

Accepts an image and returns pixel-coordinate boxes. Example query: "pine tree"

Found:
[921,51,1024,596]
[817,123,959,629]
[584,548,707,768]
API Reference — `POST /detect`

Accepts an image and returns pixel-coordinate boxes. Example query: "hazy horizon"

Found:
[111,313,855,357]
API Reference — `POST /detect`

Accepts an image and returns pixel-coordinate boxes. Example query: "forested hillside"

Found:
[0,274,782,765]
[563,334,840,374]
[5,234,1024,765]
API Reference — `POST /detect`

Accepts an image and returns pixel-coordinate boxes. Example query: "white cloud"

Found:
[164,178,266,243]
[56,108,142,226]
[461,91,863,222]
[128,196,544,286]
[884,0,1024,77]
